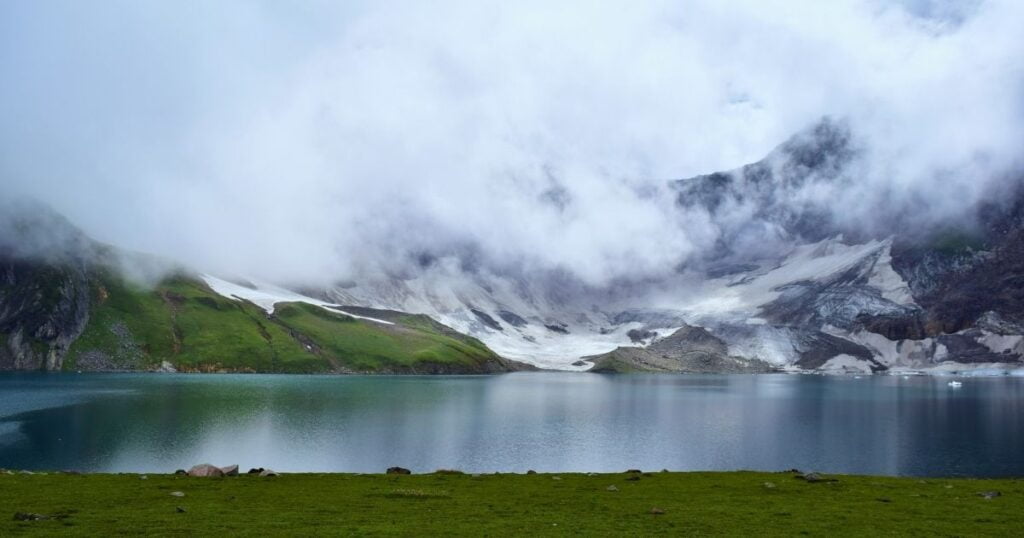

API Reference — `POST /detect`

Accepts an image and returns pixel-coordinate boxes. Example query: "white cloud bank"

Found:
[1,0,1021,285]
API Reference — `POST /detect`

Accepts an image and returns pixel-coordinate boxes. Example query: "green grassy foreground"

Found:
[1,471,1022,536]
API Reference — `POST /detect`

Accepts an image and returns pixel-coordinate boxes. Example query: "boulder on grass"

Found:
[386,467,411,475]
[187,464,224,478]
[220,465,239,476]
[795,472,837,483]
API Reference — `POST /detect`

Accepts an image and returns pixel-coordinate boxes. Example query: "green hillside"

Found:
[63,270,515,374]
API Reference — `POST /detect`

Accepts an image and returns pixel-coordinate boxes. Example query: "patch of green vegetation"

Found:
[158,279,325,373]
[587,355,646,373]
[28,265,73,311]
[1,471,1022,536]
[28,339,48,356]
[273,302,499,372]
[65,273,325,373]
[65,268,176,369]
[393,313,494,355]
[64,272,503,373]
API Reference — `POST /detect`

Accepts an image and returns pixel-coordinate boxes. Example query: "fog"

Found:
[1,0,1021,286]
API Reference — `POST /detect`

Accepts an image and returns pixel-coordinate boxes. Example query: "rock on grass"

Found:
[187,464,223,478]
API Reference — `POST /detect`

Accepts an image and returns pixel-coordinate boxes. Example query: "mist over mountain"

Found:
[2,0,1022,287]
[3,1,1024,374]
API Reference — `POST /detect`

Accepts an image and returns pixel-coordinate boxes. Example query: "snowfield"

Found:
[200,275,394,325]
[199,235,1019,375]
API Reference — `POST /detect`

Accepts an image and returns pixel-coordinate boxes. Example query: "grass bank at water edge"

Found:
[1,470,1022,536]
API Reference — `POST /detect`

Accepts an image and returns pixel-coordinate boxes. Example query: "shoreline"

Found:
[4,468,1023,479]
[5,365,1024,377]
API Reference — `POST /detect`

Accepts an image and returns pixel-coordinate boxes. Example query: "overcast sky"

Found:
[1,0,1021,285]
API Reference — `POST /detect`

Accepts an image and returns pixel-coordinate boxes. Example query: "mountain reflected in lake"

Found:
[2,372,1023,477]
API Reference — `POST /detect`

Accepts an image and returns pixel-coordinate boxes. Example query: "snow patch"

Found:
[979,331,1024,354]
[866,241,916,306]
[670,237,906,321]
[818,354,874,374]
[200,275,393,325]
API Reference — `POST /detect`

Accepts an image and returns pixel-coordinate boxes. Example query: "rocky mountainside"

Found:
[5,120,1022,375]
[0,203,522,374]
[0,205,99,370]
[313,119,1024,374]
[586,325,776,374]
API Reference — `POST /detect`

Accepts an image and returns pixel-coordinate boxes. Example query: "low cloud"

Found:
[1,0,1021,286]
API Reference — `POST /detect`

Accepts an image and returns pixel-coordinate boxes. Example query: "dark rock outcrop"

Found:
[626,328,657,343]
[470,309,503,331]
[790,330,880,371]
[497,310,528,327]
[586,325,776,373]
[0,204,95,371]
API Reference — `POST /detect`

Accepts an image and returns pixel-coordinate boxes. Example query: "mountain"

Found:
[307,119,1024,374]
[0,203,523,374]
[585,325,776,374]
[4,119,1023,375]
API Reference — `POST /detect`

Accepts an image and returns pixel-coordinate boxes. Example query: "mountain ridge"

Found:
[308,119,1024,374]
[0,205,524,374]
[4,120,1024,374]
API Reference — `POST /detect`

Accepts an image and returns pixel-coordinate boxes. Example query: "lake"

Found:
[1,372,1023,477]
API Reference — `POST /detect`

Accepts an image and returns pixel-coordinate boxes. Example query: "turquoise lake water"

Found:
[1,372,1022,476]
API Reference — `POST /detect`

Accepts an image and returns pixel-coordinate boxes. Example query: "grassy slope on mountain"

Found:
[63,271,508,373]
[585,348,659,373]
[2,471,1022,536]
[273,303,502,372]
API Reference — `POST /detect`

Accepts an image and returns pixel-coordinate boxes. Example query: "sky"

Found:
[1,0,1022,285]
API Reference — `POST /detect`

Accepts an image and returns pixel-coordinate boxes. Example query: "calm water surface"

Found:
[1,372,1023,476]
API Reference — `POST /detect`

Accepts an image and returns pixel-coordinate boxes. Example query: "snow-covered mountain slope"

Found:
[300,233,1018,373]
[316,236,910,369]
[200,275,394,325]
[306,120,1024,374]
[322,265,636,370]
[195,118,1024,374]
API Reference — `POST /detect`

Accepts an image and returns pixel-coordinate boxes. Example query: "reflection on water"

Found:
[1,372,1023,476]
